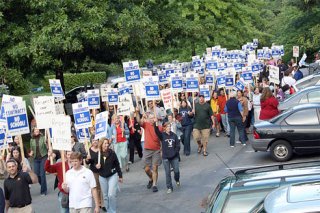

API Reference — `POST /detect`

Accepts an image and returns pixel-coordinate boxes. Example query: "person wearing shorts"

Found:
[136,106,162,193]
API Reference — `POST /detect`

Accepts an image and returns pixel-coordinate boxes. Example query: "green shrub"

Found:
[42,72,107,92]
[0,68,31,95]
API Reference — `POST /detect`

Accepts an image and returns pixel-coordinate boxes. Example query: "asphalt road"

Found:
[2,133,319,213]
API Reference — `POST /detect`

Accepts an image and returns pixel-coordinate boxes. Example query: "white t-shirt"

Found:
[281,76,296,87]
[66,166,96,209]
[252,94,261,107]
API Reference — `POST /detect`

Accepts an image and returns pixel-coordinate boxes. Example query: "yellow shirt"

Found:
[210,98,219,113]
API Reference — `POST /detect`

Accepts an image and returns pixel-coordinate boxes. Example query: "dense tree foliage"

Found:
[0,0,319,94]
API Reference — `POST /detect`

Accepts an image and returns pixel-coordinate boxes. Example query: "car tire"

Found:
[270,140,293,162]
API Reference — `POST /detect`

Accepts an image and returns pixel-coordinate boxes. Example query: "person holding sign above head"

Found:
[45,150,72,213]
[62,152,100,213]
[29,127,48,196]
[192,94,215,156]
[6,146,31,172]
[98,138,123,213]
[135,106,162,193]
[4,159,38,213]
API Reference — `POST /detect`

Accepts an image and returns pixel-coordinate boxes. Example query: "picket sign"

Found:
[107,88,119,106]
[199,85,210,101]
[94,111,109,140]
[160,89,173,113]
[268,65,280,85]
[144,76,160,100]
[49,79,65,100]
[117,94,134,116]
[123,60,141,83]
[87,89,100,110]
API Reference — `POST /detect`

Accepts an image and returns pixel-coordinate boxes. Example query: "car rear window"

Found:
[285,108,319,125]
[222,188,275,213]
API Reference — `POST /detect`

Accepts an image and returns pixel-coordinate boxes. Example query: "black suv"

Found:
[204,161,320,213]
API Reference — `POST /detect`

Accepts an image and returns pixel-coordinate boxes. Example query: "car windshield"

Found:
[222,189,272,213]
[295,75,320,90]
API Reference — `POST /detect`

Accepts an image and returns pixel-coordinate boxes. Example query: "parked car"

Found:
[292,72,320,92]
[261,180,320,213]
[278,86,320,111]
[252,104,320,162]
[204,161,320,213]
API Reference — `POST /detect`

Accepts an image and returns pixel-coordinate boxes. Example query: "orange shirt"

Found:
[218,95,227,114]
[141,122,162,151]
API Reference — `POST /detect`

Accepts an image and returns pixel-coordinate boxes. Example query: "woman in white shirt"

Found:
[252,87,262,124]
[281,68,296,97]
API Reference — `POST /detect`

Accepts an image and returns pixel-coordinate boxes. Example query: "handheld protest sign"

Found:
[234,79,246,91]
[72,102,92,130]
[95,111,108,140]
[117,94,134,116]
[170,73,183,93]
[77,92,87,103]
[76,128,90,143]
[33,96,55,129]
[185,72,199,93]
[160,89,173,113]
[107,89,119,106]
[268,65,280,85]
[5,101,30,136]
[158,70,168,85]
[225,74,235,89]
[216,74,226,89]
[87,89,100,110]
[199,85,210,101]
[205,72,214,86]
[100,84,109,103]
[144,76,160,100]
[51,115,72,151]
[118,82,131,96]
[49,79,65,100]
[123,60,141,84]
[241,68,253,83]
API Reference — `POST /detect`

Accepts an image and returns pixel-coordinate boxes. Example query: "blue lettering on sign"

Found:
[206,76,213,84]
[234,63,242,71]
[88,97,100,107]
[172,80,183,88]
[186,80,199,89]
[235,81,245,91]
[225,77,234,87]
[252,64,260,73]
[95,121,106,135]
[192,60,201,68]
[119,88,130,95]
[74,111,91,125]
[76,128,90,140]
[146,85,159,97]
[125,69,140,82]
[7,114,28,130]
[242,73,253,81]
[212,50,220,57]
[159,74,167,83]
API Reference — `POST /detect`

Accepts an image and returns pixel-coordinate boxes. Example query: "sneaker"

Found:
[230,146,235,148]
[167,188,172,194]
[216,132,220,137]
[236,141,241,144]
[242,143,246,146]
[147,180,153,189]
[152,186,158,192]
[128,161,133,164]
[176,181,181,187]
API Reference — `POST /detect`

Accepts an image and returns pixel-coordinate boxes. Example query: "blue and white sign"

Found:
[234,62,243,71]
[206,60,218,71]
[0,129,6,149]
[165,69,175,78]
[234,80,246,91]
[49,79,65,99]
[251,63,261,75]
[94,111,108,140]
[158,70,168,85]
[186,73,199,92]
[76,128,90,143]
[225,75,234,88]
[253,39,258,48]
[205,73,214,86]
[118,82,131,96]
[144,76,160,100]
[0,106,6,129]
[171,74,183,92]
[77,92,87,103]
[192,59,201,68]
[87,89,100,109]
[217,75,226,88]
[212,49,221,58]
[72,102,92,129]
[257,49,264,59]
[107,88,119,106]
[4,101,29,136]
[241,68,253,83]
[123,60,141,83]
[199,85,210,101]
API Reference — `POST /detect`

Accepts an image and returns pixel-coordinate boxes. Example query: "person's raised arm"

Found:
[153,120,163,141]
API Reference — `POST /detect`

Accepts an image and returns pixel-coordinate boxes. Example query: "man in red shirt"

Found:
[218,88,230,137]
[45,150,72,213]
[136,106,162,193]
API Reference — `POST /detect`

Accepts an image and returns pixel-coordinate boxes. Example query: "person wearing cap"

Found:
[192,94,215,156]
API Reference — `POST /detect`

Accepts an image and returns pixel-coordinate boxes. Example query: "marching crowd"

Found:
[0,57,307,213]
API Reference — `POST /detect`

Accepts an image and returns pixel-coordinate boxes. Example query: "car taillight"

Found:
[253,130,260,139]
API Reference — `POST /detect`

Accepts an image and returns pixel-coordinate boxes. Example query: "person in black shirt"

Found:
[0,187,4,213]
[86,136,106,212]
[4,159,38,213]
[97,138,123,213]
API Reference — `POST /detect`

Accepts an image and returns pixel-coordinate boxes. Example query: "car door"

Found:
[307,90,320,104]
[280,108,320,152]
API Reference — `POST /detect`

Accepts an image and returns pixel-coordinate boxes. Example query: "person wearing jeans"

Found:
[225,91,246,147]
[179,100,194,156]
[218,88,230,136]
[29,128,48,195]
[98,138,123,213]
[154,121,180,193]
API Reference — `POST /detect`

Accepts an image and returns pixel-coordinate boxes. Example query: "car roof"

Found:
[289,103,320,111]
[264,181,320,213]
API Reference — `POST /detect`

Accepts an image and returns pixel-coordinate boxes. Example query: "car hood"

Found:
[254,121,273,128]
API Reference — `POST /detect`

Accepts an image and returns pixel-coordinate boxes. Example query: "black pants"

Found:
[129,134,143,163]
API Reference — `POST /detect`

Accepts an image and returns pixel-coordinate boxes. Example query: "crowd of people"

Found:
[0,57,306,213]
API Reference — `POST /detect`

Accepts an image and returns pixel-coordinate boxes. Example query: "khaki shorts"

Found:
[144,149,162,167]
[193,128,210,148]
[8,204,33,213]
[70,207,91,213]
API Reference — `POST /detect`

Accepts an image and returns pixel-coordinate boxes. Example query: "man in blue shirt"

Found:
[225,91,247,147]
[293,64,303,81]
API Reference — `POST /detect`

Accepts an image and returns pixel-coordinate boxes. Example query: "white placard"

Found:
[100,84,109,102]
[269,65,280,84]
[117,94,134,116]
[293,46,299,58]
[52,115,72,151]
[33,96,55,129]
